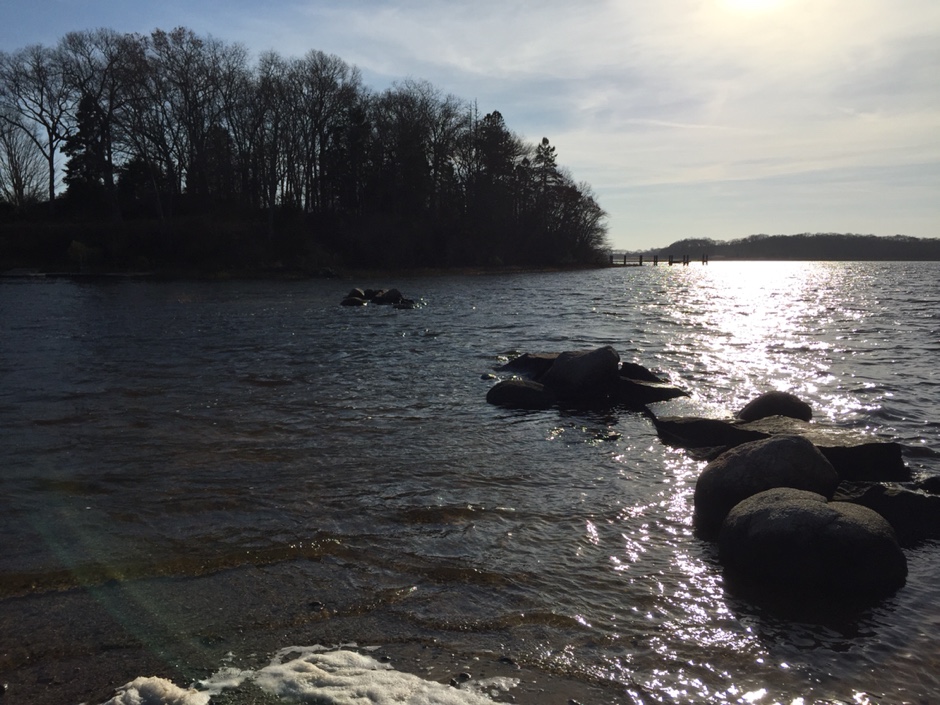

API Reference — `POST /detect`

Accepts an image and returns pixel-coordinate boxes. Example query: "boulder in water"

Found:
[540,345,621,403]
[737,391,812,422]
[694,435,840,537]
[485,379,555,410]
[719,487,907,600]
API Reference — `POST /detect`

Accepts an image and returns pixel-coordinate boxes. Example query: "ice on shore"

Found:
[98,646,517,705]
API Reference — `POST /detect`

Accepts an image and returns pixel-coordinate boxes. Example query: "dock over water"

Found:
[608,252,709,266]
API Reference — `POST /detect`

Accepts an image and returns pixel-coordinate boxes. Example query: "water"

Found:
[1,262,939,704]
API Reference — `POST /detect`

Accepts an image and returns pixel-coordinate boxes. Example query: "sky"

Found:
[1,0,938,250]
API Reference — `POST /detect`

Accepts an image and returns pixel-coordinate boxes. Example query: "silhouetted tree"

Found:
[0,25,612,270]
[0,109,45,209]
[0,44,73,207]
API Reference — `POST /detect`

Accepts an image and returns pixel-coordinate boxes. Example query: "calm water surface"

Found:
[1,262,939,703]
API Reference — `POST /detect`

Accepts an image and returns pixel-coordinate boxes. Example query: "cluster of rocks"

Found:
[486,346,940,606]
[341,287,420,309]
[683,390,940,604]
[485,345,689,410]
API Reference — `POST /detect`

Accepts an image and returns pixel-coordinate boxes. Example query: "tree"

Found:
[62,91,110,208]
[0,44,73,207]
[0,109,45,209]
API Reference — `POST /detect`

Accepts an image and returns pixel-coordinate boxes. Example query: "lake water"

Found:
[1,262,939,704]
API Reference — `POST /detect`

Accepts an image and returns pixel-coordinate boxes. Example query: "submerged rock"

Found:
[718,487,907,600]
[694,435,840,537]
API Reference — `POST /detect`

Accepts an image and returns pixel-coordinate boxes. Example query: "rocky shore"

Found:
[485,345,940,608]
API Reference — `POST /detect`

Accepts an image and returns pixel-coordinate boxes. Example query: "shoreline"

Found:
[0,561,624,705]
[1,262,607,281]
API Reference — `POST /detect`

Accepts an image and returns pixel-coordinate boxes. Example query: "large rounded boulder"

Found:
[540,345,620,403]
[693,435,839,537]
[737,390,812,422]
[718,487,907,599]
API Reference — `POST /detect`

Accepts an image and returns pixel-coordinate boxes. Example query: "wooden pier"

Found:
[609,252,709,266]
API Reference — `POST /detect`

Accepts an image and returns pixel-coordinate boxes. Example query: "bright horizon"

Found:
[1,0,938,250]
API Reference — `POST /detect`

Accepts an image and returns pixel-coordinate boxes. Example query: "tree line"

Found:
[0,27,609,271]
[656,233,940,261]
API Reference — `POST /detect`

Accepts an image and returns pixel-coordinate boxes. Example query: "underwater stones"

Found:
[693,435,840,537]
[737,390,812,422]
[718,487,907,599]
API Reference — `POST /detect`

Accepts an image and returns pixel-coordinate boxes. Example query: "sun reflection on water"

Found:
[647,261,885,426]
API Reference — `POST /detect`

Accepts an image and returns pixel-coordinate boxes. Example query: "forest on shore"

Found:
[0,27,609,274]
[651,233,940,261]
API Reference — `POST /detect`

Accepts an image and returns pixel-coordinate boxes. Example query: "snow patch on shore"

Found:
[97,646,518,705]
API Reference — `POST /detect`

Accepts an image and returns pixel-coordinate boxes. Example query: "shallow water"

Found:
[1,262,939,704]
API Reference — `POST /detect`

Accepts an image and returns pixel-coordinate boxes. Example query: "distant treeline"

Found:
[0,27,608,273]
[650,233,940,261]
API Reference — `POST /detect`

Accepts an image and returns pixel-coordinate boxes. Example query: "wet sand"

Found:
[0,560,626,705]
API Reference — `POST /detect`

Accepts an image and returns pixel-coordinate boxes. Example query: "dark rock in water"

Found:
[372,288,405,305]
[917,475,940,495]
[486,379,555,410]
[540,345,621,402]
[719,487,907,600]
[652,414,910,483]
[834,481,940,546]
[490,346,685,410]
[619,362,664,383]
[694,435,840,538]
[496,352,559,381]
[652,416,766,450]
[737,390,812,422]
[740,416,910,482]
[614,378,688,408]
[343,286,419,308]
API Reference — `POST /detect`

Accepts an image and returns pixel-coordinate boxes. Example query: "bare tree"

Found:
[288,50,362,213]
[0,109,45,208]
[58,28,140,213]
[0,44,73,206]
